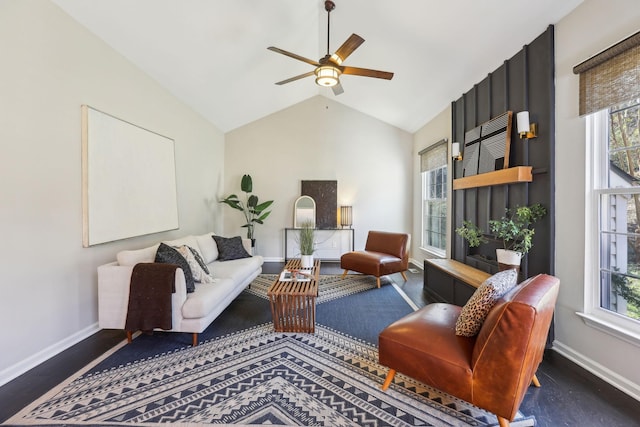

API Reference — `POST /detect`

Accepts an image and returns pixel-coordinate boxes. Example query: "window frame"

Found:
[581,108,640,347]
[419,140,449,258]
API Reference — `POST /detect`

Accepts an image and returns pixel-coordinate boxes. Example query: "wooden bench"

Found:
[423,259,491,305]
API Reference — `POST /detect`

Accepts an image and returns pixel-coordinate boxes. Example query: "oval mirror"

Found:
[294,196,316,228]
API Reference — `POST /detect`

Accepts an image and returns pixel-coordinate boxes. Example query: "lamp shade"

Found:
[517,111,530,134]
[315,66,340,87]
[452,142,461,158]
[340,206,352,228]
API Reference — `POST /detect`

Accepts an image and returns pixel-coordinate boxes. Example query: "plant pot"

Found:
[496,249,521,272]
[301,254,314,269]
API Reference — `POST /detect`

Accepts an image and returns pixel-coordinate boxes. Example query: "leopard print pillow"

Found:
[455,269,518,337]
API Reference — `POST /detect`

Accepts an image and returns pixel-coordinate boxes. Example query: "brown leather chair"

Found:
[340,231,410,288]
[379,273,560,427]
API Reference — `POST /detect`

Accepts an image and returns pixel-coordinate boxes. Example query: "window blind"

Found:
[573,31,640,116]
[419,139,447,173]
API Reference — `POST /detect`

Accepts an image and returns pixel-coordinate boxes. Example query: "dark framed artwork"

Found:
[301,180,337,229]
[462,111,513,176]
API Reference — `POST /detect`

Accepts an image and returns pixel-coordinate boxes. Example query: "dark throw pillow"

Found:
[212,235,251,261]
[155,242,195,293]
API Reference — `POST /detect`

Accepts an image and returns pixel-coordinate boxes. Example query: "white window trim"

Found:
[419,141,448,258]
[580,109,640,347]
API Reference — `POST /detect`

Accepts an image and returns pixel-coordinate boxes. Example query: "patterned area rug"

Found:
[7,275,536,426]
[9,325,534,427]
[245,273,391,304]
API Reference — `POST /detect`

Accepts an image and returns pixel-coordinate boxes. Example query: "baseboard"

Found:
[552,341,640,402]
[0,323,100,387]
[409,258,424,270]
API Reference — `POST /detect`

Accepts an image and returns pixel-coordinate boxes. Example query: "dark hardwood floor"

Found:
[1,261,639,426]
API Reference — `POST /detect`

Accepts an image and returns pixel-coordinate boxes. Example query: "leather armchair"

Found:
[340,230,410,288]
[379,273,560,426]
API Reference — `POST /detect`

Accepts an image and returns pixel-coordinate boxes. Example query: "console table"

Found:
[284,228,354,261]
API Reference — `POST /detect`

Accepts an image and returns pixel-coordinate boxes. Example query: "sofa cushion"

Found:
[208,255,263,283]
[213,235,251,261]
[455,269,518,337]
[176,246,216,284]
[195,232,219,264]
[155,243,195,293]
[182,278,237,319]
[117,244,160,266]
[163,235,200,251]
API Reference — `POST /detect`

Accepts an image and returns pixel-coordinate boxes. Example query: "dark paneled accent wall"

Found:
[452,26,555,279]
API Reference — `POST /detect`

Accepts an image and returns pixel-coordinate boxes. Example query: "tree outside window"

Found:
[599,98,640,321]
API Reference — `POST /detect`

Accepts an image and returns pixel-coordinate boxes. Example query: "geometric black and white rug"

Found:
[245,273,392,304]
[7,275,535,426]
[8,323,535,426]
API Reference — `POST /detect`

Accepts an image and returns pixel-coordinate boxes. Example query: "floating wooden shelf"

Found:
[453,166,533,190]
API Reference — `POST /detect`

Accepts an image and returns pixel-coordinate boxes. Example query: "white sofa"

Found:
[98,232,263,345]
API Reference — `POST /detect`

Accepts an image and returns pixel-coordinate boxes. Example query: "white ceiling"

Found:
[52,0,583,133]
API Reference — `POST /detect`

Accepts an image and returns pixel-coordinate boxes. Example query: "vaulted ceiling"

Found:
[52,0,583,133]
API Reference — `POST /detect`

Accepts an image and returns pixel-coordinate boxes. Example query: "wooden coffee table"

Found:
[267,258,321,333]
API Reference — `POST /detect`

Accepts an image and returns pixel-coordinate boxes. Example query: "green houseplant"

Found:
[298,220,315,268]
[454,220,488,248]
[455,203,546,267]
[488,204,547,255]
[219,174,273,243]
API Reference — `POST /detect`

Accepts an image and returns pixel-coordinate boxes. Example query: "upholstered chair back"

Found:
[364,231,409,264]
[471,274,560,420]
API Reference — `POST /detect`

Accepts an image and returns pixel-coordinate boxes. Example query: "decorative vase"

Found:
[301,254,314,269]
[496,249,521,272]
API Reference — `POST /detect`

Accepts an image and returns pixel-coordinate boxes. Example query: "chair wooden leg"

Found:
[376,277,381,288]
[192,333,198,347]
[497,416,510,427]
[531,373,541,387]
[341,269,349,279]
[381,369,396,390]
[400,271,408,282]
[126,331,133,343]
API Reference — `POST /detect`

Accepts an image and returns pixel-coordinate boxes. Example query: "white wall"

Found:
[224,96,413,259]
[0,0,225,383]
[554,0,640,399]
[412,106,452,262]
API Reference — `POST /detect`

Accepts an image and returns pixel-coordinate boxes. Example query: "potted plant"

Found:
[298,220,315,269]
[489,203,546,267]
[455,203,546,269]
[454,220,488,249]
[219,174,274,248]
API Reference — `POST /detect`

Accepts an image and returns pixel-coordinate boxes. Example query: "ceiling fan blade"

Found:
[332,33,365,64]
[267,47,320,67]
[274,71,315,85]
[332,82,344,96]
[342,66,394,80]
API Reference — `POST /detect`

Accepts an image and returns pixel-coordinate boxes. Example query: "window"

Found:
[420,141,448,255]
[590,98,640,328]
[576,30,640,339]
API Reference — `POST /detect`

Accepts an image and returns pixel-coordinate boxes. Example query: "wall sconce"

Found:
[451,142,462,161]
[516,111,538,139]
[340,206,353,228]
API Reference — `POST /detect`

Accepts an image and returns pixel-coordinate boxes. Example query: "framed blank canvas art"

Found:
[81,105,179,247]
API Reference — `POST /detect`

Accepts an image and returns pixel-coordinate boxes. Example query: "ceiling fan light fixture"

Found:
[315,66,340,87]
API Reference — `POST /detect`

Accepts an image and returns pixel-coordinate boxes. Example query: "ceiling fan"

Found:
[267,0,394,95]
